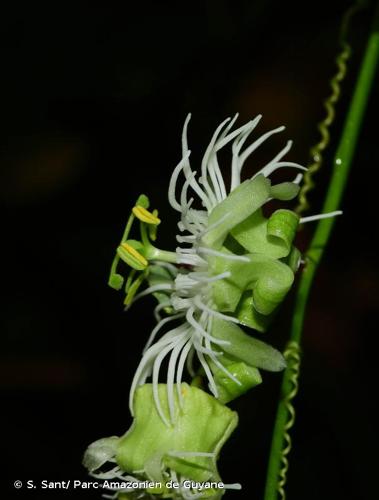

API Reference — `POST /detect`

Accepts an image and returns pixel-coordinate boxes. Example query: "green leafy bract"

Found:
[116,384,237,484]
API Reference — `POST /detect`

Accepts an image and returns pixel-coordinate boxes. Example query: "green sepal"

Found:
[270,182,300,200]
[116,383,238,483]
[211,318,286,372]
[202,174,271,249]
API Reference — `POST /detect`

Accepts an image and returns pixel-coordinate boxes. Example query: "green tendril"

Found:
[277,341,301,500]
[295,1,363,216]
[265,3,379,499]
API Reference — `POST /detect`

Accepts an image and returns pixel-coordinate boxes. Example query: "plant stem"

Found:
[264,5,379,500]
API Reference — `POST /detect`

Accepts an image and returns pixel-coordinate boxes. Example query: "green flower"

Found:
[86,115,342,499]
[108,115,340,425]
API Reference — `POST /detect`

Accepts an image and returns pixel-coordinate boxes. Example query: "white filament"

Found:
[300,210,342,223]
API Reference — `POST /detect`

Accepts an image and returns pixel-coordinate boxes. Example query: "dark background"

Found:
[1,1,378,499]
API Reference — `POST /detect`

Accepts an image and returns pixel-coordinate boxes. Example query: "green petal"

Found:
[266,209,299,256]
[211,318,286,372]
[202,174,271,249]
[231,208,299,259]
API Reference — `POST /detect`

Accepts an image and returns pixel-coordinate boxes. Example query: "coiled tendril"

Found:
[277,340,301,500]
[296,1,363,216]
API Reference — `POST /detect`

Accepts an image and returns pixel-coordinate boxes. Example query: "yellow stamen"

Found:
[121,243,148,267]
[132,205,161,225]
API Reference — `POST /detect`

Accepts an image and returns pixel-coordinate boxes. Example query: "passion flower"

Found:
[84,114,341,499]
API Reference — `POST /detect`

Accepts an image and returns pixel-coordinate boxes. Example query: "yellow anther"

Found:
[132,205,161,225]
[121,242,148,267]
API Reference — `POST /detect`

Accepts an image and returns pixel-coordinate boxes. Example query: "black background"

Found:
[1,1,378,499]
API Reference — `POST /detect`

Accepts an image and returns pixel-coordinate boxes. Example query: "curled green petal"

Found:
[266,209,299,256]
[231,208,299,259]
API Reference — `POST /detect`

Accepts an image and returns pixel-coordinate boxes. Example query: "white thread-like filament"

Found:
[300,210,342,223]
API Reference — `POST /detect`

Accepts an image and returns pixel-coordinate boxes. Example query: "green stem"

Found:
[264,5,379,500]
